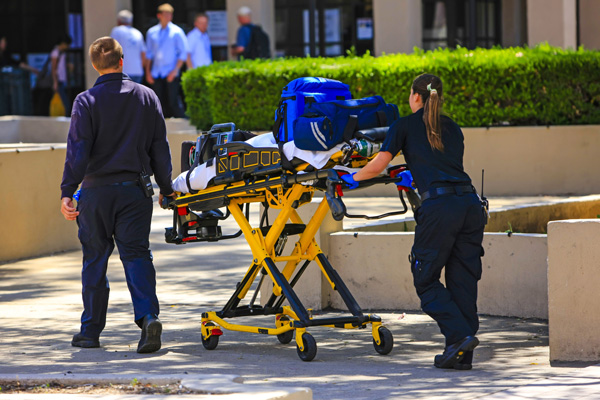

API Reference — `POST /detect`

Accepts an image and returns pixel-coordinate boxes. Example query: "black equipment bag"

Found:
[244,25,271,59]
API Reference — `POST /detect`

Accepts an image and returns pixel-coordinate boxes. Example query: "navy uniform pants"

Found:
[411,192,486,347]
[76,183,159,339]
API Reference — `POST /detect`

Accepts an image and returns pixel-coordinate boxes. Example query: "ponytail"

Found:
[412,74,444,152]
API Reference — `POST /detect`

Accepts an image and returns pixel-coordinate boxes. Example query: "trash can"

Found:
[0,67,33,116]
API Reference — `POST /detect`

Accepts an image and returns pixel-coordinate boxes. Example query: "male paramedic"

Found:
[60,36,175,353]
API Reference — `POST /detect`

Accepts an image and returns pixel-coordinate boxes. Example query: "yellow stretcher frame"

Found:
[168,165,395,361]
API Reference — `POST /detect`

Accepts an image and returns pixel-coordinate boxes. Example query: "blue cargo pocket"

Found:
[410,247,439,293]
[293,115,335,151]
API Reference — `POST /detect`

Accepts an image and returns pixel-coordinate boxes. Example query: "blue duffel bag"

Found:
[293,95,400,151]
[273,77,352,143]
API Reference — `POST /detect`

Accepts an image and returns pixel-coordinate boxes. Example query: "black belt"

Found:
[111,180,139,187]
[420,185,475,202]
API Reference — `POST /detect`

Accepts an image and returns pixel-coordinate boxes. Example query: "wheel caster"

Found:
[296,332,317,361]
[202,322,220,350]
[373,326,393,355]
[276,316,294,344]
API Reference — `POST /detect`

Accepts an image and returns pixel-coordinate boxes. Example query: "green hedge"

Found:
[181,44,600,130]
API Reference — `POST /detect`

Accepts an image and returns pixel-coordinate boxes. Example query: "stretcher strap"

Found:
[185,168,197,194]
[277,141,295,171]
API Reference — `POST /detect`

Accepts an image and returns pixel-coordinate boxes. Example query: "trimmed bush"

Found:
[181,44,600,130]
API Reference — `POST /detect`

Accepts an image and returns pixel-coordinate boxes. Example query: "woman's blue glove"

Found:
[395,170,413,189]
[340,172,359,189]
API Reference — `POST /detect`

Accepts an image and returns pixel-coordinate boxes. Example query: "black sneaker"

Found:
[71,333,100,348]
[137,315,162,354]
[434,336,479,369]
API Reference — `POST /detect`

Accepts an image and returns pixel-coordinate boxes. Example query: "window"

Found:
[422,0,500,50]
[275,0,374,58]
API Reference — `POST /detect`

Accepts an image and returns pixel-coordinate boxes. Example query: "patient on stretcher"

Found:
[172,133,345,194]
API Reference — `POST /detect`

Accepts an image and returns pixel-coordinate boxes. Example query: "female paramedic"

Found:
[341,73,487,370]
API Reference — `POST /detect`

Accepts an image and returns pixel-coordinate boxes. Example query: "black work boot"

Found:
[454,350,473,370]
[137,315,162,354]
[71,333,100,348]
[435,350,473,370]
[434,336,479,369]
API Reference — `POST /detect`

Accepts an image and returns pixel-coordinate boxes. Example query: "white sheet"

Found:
[172,133,344,193]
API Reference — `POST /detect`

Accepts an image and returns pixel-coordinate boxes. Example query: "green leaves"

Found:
[183,45,600,130]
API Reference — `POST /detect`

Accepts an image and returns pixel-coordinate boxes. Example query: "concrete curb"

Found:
[477,365,600,399]
[0,374,312,400]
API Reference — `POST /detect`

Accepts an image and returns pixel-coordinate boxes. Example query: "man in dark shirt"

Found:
[60,36,175,353]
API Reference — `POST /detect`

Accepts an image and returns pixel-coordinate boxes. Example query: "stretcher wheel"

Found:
[276,316,294,344]
[202,322,219,350]
[373,326,393,355]
[296,333,317,362]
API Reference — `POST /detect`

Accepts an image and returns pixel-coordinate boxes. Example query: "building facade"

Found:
[1,0,598,93]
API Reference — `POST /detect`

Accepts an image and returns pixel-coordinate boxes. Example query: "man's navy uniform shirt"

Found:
[381,108,471,195]
[61,73,172,199]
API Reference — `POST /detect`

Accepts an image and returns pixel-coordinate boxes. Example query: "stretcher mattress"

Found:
[172,133,344,193]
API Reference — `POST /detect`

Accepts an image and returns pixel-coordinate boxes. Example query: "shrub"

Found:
[181,44,600,130]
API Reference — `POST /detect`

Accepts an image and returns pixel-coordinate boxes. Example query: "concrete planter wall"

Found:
[0,117,195,263]
[0,116,195,145]
[257,203,549,319]
[346,124,600,197]
[0,145,80,262]
[1,117,599,197]
[326,232,548,319]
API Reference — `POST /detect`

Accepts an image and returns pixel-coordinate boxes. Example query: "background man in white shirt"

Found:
[110,10,146,83]
[186,13,212,69]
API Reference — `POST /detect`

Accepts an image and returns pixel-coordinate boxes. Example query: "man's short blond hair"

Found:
[89,37,123,71]
[157,3,174,13]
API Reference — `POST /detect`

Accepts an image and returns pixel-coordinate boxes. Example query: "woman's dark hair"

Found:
[412,74,444,152]
[56,34,73,46]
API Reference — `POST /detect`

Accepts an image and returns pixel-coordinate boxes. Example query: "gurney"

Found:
[164,122,420,361]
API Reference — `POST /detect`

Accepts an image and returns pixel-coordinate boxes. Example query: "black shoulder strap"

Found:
[342,115,358,143]
[273,102,285,142]
[185,168,197,194]
[376,110,387,127]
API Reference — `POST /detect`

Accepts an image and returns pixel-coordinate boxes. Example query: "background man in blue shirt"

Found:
[145,3,188,118]
[60,36,175,354]
[186,13,212,69]
[231,6,254,60]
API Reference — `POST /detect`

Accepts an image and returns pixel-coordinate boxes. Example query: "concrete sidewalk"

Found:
[1,197,600,399]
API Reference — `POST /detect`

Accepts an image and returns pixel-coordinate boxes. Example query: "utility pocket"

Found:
[293,114,335,151]
[410,247,439,292]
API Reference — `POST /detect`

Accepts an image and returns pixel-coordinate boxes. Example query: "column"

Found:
[527,0,576,48]
[373,0,421,56]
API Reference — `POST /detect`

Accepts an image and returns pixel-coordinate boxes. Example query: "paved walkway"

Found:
[1,197,600,399]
